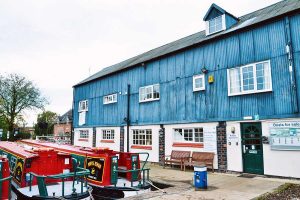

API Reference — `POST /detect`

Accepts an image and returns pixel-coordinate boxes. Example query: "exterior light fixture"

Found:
[201,67,209,74]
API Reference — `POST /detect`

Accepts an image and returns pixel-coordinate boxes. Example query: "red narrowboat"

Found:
[0,156,11,200]
[0,141,91,200]
[20,139,151,199]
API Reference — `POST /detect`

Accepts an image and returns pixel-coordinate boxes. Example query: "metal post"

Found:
[126,84,130,152]
[62,178,65,197]
[29,174,32,191]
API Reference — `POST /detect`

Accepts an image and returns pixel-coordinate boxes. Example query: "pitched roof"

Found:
[74,0,300,87]
[203,3,238,21]
[58,109,72,123]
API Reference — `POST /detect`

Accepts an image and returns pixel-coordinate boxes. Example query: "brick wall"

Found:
[158,127,165,165]
[53,123,71,136]
[217,122,227,172]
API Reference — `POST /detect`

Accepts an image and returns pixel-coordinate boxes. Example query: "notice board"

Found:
[269,121,300,150]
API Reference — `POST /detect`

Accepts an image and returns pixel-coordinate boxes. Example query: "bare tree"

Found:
[0,73,48,140]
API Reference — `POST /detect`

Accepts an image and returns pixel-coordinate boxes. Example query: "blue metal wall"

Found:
[73,13,300,128]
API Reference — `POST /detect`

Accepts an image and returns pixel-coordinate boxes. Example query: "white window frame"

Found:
[173,128,204,143]
[206,14,226,35]
[102,129,115,140]
[132,129,152,146]
[139,84,160,103]
[227,60,272,96]
[193,74,205,91]
[79,130,89,139]
[10,156,17,171]
[78,100,88,112]
[103,93,117,105]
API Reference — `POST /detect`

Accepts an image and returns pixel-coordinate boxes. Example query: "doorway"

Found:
[241,122,264,175]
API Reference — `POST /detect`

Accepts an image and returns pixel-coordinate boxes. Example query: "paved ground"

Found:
[125,164,300,200]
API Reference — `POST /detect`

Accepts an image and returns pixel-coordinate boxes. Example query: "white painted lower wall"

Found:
[73,128,93,148]
[226,118,300,178]
[226,122,243,172]
[95,127,120,151]
[262,118,300,178]
[164,122,219,170]
[124,125,160,163]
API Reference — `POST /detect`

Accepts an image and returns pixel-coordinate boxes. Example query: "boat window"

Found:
[10,156,17,171]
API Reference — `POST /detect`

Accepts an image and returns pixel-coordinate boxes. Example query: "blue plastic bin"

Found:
[194,165,207,189]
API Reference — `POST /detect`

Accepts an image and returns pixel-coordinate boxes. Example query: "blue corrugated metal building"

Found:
[72,0,300,178]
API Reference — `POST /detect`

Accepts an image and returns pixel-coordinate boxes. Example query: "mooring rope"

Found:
[146,180,167,194]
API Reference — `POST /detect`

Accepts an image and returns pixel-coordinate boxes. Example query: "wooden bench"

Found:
[163,150,191,171]
[183,152,215,172]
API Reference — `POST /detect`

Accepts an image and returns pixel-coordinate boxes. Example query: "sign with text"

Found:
[203,127,217,153]
[269,121,300,150]
[86,157,105,182]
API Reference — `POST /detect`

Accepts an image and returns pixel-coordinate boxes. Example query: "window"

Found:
[174,128,204,143]
[10,156,17,171]
[132,129,152,146]
[78,100,88,112]
[209,15,224,34]
[102,129,115,140]
[79,130,89,139]
[193,74,205,91]
[103,94,117,104]
[139,84,160,102]
[227,60,272,96]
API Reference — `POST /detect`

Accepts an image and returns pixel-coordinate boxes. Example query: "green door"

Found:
[241,123,264,175]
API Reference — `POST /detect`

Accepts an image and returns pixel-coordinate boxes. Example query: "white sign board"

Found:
[203,127,217,153]
[269,121,300,150]
[78,111,86,126]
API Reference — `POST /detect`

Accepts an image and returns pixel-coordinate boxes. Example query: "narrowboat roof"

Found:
[74,0,300,87]
[21,140,111,156]
[0,142,38,159]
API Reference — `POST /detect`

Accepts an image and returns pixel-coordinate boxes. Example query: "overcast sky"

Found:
[0,0,281,125]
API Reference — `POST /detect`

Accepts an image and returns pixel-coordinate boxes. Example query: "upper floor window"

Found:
[139,84,160,102]
[227,60,272,96]
[174,128,204,143]
[206,15,225,35]
[132,129,152,146]
[78,100,88,112]
[193,74,205,91]
[79,130,89,139]
[102,129,115,140]
[103,94,117,104]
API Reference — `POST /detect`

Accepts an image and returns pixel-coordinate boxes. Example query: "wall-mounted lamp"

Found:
[201,67,209,74]
[231,126,235,133]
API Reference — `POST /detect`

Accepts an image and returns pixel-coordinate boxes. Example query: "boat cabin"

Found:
[0,142,72,187]
[20,140,143,187]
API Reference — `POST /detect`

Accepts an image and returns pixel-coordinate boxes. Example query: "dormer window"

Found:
[209,15,224,34]
[203,3,238,36]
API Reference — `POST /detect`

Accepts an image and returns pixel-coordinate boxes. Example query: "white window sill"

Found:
[193,88,205,92]
[103,101,117,105]
[139,98,160,103]
[228,89,272,97]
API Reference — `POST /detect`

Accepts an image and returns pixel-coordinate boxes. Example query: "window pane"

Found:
[194,128,204,143]
[195,77,203,89]
[229,68,241,94]
[256,62,271,91]
[174,129,183,141]
[184,129,193,141]
[242,66,254,91]
[209,16,222,34]
[153,85,160,99]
